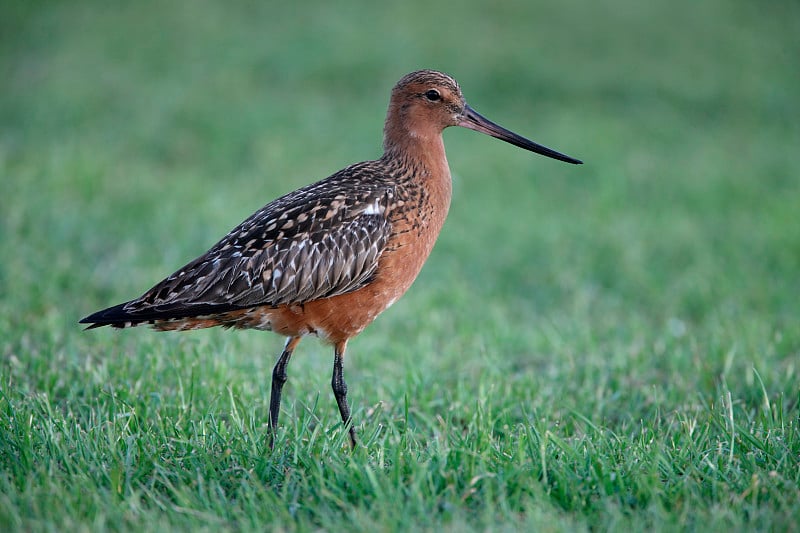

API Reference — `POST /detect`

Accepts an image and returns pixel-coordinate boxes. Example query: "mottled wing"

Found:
[121,164,395,318]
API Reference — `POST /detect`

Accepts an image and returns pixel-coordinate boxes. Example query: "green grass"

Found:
[2,0,799,530]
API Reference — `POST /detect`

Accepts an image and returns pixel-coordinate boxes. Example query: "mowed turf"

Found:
[1,0,799,531]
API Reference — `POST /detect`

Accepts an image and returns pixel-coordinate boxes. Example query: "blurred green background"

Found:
[1,0,799,530]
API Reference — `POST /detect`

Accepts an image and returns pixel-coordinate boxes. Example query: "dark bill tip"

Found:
[458,105,582,165]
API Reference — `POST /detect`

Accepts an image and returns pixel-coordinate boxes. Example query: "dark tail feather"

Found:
[79,302,144,329]
[80,301,251,329]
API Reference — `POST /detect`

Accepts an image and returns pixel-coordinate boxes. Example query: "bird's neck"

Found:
[380,134,452,250]
[383,129,451,195]
[382,113,451,183]
[380,100,453,232]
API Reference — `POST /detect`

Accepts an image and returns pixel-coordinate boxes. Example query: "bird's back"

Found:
[81,154,449,338]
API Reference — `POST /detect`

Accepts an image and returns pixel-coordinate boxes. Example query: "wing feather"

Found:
[120,164,396,319]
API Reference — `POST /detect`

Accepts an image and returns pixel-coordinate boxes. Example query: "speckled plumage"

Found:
[82,155,436,334]
[81,69,581,447]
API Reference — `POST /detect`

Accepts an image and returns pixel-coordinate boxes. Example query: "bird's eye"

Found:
[424,89,441,101]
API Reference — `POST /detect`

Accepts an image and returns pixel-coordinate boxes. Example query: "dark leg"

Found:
[332,340,357,448]
[269,336,301,447]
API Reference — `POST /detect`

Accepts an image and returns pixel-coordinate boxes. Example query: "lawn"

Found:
[2,0,799,531]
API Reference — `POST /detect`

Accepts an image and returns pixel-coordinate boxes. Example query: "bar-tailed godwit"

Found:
[81,70,582,447]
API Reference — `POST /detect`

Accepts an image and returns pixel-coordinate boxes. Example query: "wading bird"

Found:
[81,70,582,447]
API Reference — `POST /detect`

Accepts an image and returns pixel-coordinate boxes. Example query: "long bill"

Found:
[458,104,582,165]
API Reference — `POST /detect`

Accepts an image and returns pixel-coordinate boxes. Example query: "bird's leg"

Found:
[332,340,357,448]
[269,336,301,447]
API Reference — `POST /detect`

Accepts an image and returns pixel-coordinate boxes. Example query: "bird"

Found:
[80,69,582,448]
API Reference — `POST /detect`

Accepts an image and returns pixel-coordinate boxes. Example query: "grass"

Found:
[2,0,799,530]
